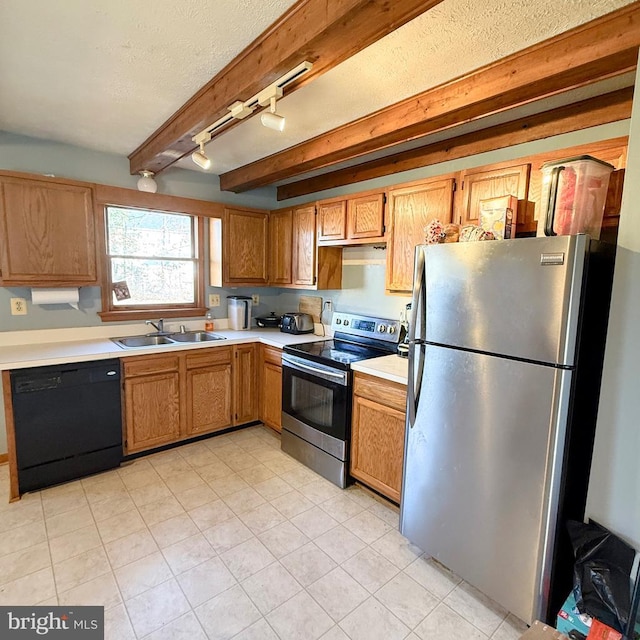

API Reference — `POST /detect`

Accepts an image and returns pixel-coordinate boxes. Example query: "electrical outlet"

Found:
[251,294,259,305]
[10,298,27,316]
[324,300,332,311]
[208,294,221,307]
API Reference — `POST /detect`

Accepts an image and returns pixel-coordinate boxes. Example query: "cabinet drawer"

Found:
[354,373,407,413]
[185,347,232,369]
[123,354,180,378]
[262,345,282,367]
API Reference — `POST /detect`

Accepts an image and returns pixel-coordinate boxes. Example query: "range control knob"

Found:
[343,320,349,326]
[388,326,396,334]
[335,318,342,325]
[378,324,387,333]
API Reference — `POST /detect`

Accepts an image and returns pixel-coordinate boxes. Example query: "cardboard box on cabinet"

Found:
[479,194,518,239]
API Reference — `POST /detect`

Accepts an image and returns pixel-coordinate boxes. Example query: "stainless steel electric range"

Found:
[281,312,404,488]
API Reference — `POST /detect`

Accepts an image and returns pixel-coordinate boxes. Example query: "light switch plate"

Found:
[11,298,27,315]
[209,294,221,307]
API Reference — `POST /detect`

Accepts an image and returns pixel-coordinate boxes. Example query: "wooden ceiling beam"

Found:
[220,4,640,193]
[276,87,634,200]
[128,0,445,176]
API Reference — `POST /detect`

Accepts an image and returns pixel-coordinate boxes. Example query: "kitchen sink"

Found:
[112,335,176,348]
[111,332,226,349]
[168,331,225,342]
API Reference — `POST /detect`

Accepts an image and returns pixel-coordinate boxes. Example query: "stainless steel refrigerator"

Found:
[400,235,615,625]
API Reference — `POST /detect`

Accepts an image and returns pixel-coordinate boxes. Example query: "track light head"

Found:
[137,170,158,193]
[261,96,285,132]
[191,141,211,170]
[261,111,285,131]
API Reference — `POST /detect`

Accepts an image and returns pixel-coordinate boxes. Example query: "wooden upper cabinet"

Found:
[347,192,385,240]
[603,168,625,228]
[386,177,455,294]
[0,173,97,286]
[223,207,268,286]
[317,201,347,242]
[269,204,342,290]
[292,205,317,286]
[317,192,385,245]
[269,208,293,285]
[458,163,530,227]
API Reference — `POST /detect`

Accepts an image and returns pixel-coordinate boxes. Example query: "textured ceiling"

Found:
[0,0,635,180]
[0,0,299,153]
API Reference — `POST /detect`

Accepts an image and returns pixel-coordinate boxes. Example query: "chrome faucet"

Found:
[145,318,166,335]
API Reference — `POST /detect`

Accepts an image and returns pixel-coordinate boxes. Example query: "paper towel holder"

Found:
[31,288,81,310]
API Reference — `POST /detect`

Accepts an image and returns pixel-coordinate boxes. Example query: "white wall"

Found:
[586,62,640,549]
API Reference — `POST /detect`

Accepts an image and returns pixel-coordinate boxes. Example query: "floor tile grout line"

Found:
[0,496,56,601]
[4,426,519,640]
[97,462,168,632]
[74,478,129,615]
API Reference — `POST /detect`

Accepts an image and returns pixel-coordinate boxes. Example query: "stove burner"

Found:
[329,349,363,364]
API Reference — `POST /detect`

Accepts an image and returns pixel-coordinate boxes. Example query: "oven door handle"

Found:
[282,354,348,385]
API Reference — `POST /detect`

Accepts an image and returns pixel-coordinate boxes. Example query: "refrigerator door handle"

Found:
[409,247,426,344]
[407,342,425,428]
[408,246,427,428]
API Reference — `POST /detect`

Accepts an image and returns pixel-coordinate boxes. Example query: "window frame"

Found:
[96,186,223,322]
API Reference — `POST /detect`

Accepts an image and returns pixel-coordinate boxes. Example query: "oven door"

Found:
[281,353,351,441]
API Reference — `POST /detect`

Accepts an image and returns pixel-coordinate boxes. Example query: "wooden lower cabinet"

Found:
[351,372,407,503]
[233,344,258,426]
[123,345,253,455]
[123,355,182,454]
[185,348,233,436]
[260,345,282,432]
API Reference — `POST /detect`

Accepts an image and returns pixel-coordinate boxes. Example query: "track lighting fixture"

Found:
[137,170,158,193]
[260,95,285,132]
[191,137,212,170]
[191,61,312,150]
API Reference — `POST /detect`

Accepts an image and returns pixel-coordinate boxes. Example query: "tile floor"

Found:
[0,425,528,640]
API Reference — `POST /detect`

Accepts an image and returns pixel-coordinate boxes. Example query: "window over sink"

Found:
[106,206,197,307]
[96,187,209,322]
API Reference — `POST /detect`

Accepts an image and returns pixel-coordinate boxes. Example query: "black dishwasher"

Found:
[11,358,123,493]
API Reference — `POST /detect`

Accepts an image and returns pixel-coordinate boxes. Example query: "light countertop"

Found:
[0,328,324,371]
[351,354,408,385]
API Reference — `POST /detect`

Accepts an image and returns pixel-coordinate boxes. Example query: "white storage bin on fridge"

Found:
[537,155,614,239]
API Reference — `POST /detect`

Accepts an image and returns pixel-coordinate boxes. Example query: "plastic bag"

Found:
[567,520,636,633]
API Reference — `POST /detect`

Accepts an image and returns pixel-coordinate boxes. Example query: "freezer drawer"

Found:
[417,235,590,365]
[401,344,572,623]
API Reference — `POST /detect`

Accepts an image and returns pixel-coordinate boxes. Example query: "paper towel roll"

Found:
[31,288,80,309]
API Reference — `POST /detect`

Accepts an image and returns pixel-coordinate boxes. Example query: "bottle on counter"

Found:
[205,310,214,332]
